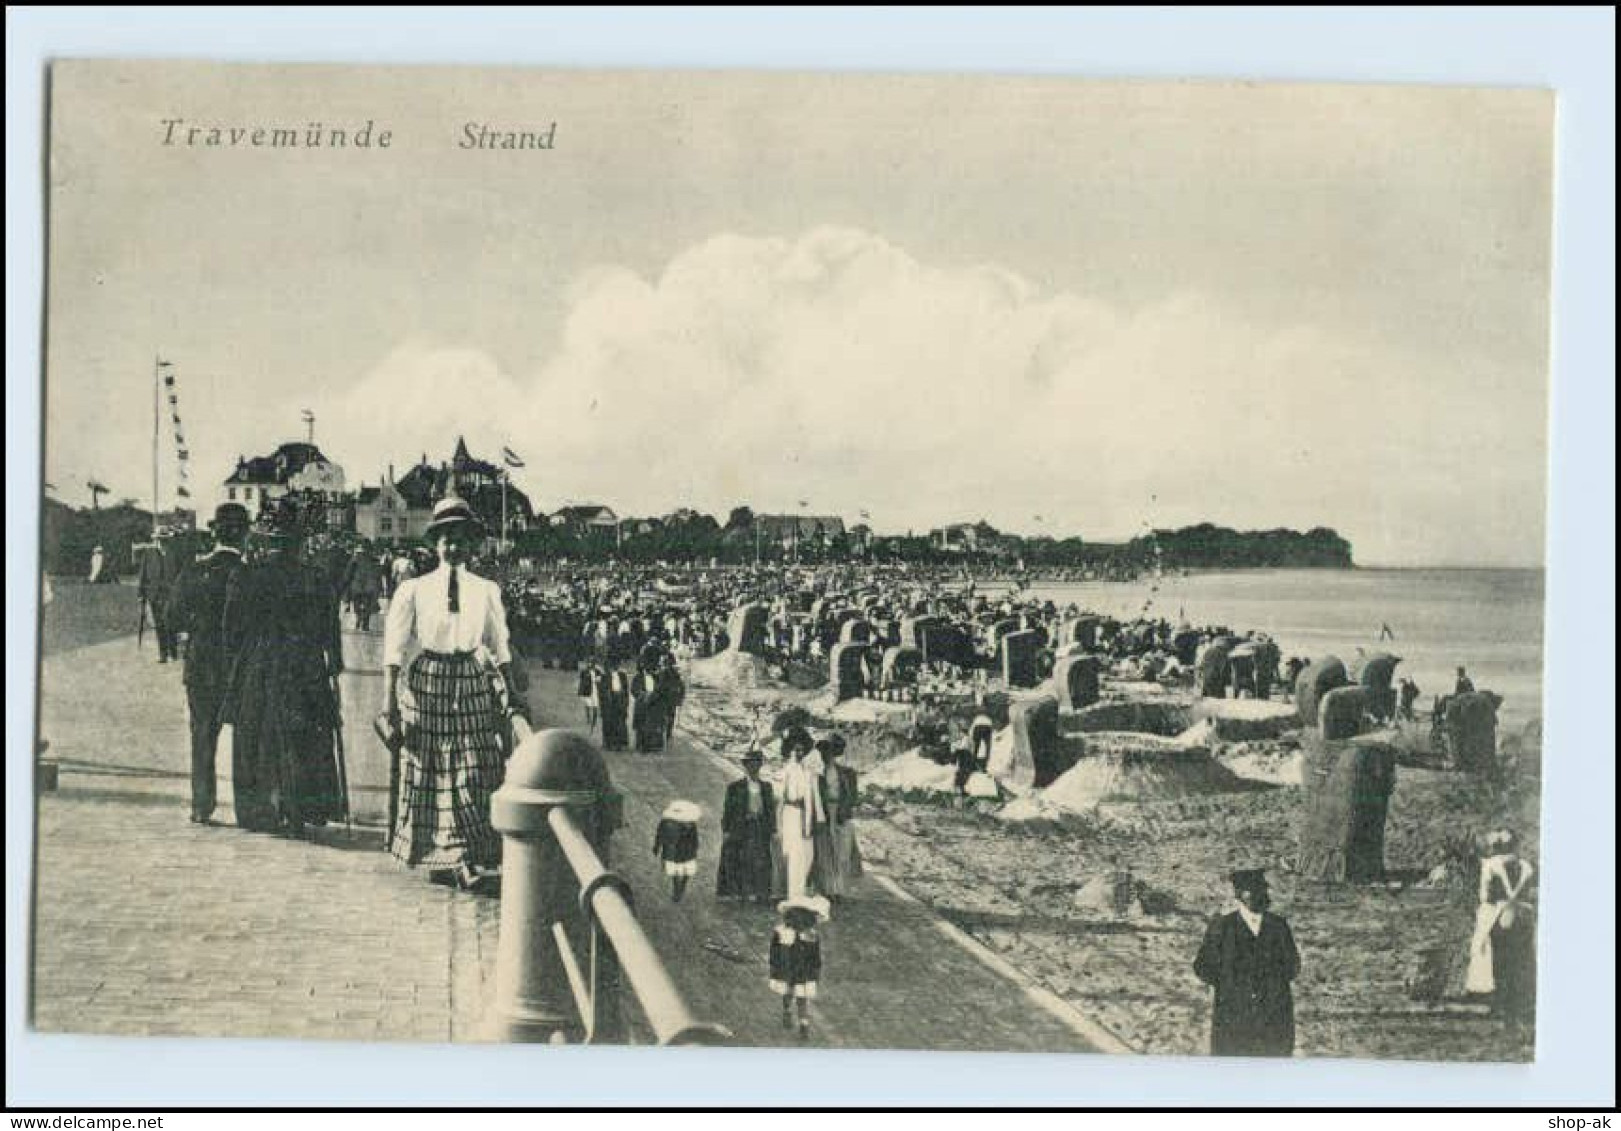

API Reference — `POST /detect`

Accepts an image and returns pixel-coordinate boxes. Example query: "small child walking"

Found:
[653,800,701,902]
[577,663,601,733]
[769,895,828,1042]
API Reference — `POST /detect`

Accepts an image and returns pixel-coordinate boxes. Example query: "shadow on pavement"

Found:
[46,783,189,810]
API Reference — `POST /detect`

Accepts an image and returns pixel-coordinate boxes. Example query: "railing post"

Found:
[487,726,615,1043]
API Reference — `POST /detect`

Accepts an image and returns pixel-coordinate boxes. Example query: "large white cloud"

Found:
[323,227,1545,564]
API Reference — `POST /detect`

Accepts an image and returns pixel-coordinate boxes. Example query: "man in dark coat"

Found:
[167,503,251,825]
[137,530,183,662]
[1193,869,1301,1057]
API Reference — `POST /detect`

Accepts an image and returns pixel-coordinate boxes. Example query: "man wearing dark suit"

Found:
[1193,869,1301,1057]
[168,503,250,825]
[137,529,182,662]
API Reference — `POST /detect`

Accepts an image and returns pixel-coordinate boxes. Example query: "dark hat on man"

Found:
[210,502,250,529]
[424,496,487,540]
[781,725,815,757]
[1229,868,1269,891]
[816,733,847,759]
[741,747,765,765]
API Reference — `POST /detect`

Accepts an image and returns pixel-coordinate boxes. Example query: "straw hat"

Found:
[424,496,487,540]
[777,895,831,921]
[661,800,701,823]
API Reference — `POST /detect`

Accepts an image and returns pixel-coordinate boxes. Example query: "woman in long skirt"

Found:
[717,748,775,902]
[598,662,631,752]
[811,734,863,901]
[225,521,345,835]
[382,498,527,891]
[776,726,824,901]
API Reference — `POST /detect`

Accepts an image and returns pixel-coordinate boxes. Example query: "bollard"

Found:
[37,740,59,793]
[487,725,616,1043]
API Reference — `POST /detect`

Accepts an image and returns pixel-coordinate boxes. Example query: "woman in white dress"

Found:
[775,726,824,901]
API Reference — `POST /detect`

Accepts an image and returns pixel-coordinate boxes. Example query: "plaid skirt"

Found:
[390,651,506,870]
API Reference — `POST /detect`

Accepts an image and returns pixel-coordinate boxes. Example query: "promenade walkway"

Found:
[30,596,1100,1053]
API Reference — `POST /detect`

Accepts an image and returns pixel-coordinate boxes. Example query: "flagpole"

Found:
[501,470,509,555]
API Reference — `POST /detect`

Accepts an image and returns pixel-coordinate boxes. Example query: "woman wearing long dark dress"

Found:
[225,520,346,834]
[716,748,775,902]
[597,662,631,752]
[382,498,527,891]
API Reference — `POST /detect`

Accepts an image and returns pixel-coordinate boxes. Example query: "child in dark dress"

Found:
[653,800,701,902]
[769,895,828,1042]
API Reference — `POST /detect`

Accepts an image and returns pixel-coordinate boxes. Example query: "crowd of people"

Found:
[126,502,1535,1050]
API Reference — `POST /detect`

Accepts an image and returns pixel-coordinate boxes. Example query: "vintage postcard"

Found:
[32,60,1553,1062]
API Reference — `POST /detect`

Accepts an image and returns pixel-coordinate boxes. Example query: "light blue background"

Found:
[8,6,1614,1109]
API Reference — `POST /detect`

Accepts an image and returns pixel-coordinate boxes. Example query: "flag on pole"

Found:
[163,373,175,388]
[177,450,189,461]
[301,409,315,423]
[501,446,525,469]
[176,485,191,499]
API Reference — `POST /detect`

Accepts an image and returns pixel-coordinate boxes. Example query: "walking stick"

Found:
[330,671,352,833]
[375,709,403,851]
[137,593,148,651]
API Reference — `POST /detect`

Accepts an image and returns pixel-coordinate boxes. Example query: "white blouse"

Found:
[382,564,513,668]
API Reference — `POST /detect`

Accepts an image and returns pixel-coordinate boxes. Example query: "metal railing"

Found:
[492,716,731,1047]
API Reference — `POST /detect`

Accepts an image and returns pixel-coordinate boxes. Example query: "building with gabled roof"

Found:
[356,438,535,544]
[221,441,346,518]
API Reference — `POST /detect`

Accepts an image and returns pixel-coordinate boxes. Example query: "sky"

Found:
[43,62,1554,566]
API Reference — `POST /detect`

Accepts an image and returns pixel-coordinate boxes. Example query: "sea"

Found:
[977,568,1546,733]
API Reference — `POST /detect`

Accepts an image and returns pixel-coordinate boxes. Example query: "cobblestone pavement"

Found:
[32,624,1098,1053]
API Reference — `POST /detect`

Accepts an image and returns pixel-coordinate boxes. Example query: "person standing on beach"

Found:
[577,660,602,733]
[1455,666,1476,695]
[659,652,686,746]
[812,734,862,902]
[1465,830,1536,1025]
[1193,869,1301,1058]
[168,503,251,826]
[776,726,825,900]
[598,660,631,752]
[717,748,776,902]
[769,896,828,1042]
[1399,677,1422,722]
[653,800,701,903]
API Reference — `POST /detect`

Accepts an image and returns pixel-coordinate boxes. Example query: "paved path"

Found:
[31,621,1098,1053]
